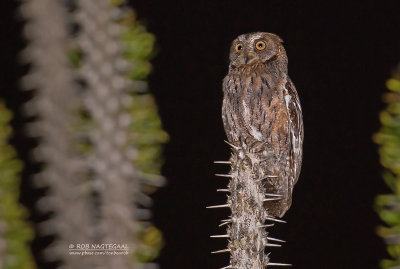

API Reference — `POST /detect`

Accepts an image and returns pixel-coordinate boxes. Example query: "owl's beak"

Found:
[244,53,256,64]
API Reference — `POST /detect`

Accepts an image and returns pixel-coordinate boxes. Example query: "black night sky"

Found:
[1,1,400,268]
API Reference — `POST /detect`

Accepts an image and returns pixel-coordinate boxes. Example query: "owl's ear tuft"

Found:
[275,35,284,43]
[266,32,284,43]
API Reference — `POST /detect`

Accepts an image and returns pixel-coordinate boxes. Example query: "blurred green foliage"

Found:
[118,7,167,262]
[71,2,167,263]
[129,93,169,175]
[119,7,168,176]
[110,1,167,262]
[374,67,400,268]
[0,101,36,269]
[135,225,163,262]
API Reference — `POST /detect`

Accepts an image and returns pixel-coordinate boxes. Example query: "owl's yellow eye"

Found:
[235,43,243,53]
[255,40,266,50]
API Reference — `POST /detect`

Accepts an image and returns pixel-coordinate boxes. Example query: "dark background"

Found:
[1,0,400,268]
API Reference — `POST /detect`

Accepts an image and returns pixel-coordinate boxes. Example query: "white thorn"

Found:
[267,237,286,243]
[217,189,230,192]
[266,217,286,223]
[215,174,233,178]
[210,234,229,238]
[268,262,292,267]
[263,198,281,202]
[265,193,282,197]
[259,224,275,228]
[211,249,230,254]
[214,161,231,164]
[224,140,240,150]
[256,175,278,182]
[219,221,232,227]
[220,266,235,269]
[221,219,231,222]
[266,243,282,247]
[206,204,230,209]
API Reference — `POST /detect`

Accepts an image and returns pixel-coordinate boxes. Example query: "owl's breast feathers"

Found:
[222,68,303,184]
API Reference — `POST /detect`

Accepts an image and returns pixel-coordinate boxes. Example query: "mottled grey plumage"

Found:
[222,32,303,217]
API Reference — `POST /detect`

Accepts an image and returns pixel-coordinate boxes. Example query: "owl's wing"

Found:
[284,78,304,185]
[221,76,235,144]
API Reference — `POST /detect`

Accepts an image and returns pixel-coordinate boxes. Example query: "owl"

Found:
[222,32,303,217]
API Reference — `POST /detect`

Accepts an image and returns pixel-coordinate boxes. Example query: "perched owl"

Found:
[222,32,303,217]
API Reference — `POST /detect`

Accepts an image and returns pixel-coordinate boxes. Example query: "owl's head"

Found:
[229,32,287,71]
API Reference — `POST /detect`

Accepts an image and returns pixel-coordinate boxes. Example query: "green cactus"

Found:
[0,101,36,269]
[120,10,167,260]
[20,0,167,267]
[374,65,400,268]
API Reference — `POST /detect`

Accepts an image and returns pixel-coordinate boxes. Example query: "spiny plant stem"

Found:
[21,0,166,267]
[212,144,290,269]
[75,0,167,267]
[228,151,270,268]
[75,0,139,267]
[20,0,93,267]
